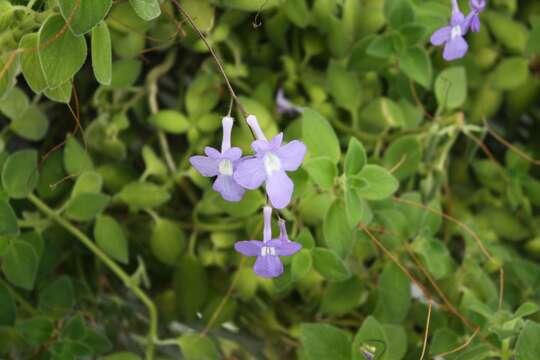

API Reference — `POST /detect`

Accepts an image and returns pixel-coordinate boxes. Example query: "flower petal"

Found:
[270,133,284,149]
[222,147,242,161]
[234,240,263,256]
[204,147,221,158]
[234,157,266,189]
[189,155,219,177]
[267,239,302,256]
[251,140,271,154]
[443,36,468,61]
[266,170,293,209]
[253,255,284,278]
[275,140,307,171]
[213,174,245,202]
[430,26,451,46]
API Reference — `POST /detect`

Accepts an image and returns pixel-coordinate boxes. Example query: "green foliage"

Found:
[0,0,539,358]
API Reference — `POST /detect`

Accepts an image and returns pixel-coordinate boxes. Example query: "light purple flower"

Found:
[467,0,487,32]
[234,206,301,278]
[233,115,306,209]
[276,89,303,115]
[430,0,469,61]
[190,116,245,202]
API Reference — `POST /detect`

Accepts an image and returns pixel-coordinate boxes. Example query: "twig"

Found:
[169,0,247,117]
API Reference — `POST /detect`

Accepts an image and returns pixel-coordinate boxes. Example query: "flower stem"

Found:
[169,0,247,117]
[27,194,159,360]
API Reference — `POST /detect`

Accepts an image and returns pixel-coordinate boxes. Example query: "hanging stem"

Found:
[169,0,247,117]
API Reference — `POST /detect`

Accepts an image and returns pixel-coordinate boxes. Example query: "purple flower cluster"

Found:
[430,0,487,61]
[190,115,306,278]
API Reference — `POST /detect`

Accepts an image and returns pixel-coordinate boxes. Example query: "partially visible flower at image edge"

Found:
[234,115,306,209]
[430,0,487,61]
[234,206,301,278]
[189,116,245,202]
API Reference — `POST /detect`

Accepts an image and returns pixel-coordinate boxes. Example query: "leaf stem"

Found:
[27,194,159,360]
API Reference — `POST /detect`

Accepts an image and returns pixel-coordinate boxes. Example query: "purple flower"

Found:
[233,115,306,209]
[430,0,469,61]
[190,116,245,202]
[276,89,303,115]
[234,206,301,278]
[468,0,487,32]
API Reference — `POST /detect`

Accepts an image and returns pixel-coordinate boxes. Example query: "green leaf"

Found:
[174,256,208,320]
[413,236,454,280]
[382,135,422,180]
[300,323,352,360]
[291,249,312,282]
[514,302,539,319]
[352,316,387,360]
[38,14,88,88]
[91,21,112,85]
[19,34,48,93]
[0,282,16,326]
[303,157,337,189]
[10,106,49,141]
[150,218,186,265]
[344,138,367,176]
[353,165,399,200]
[37,151,69,200]
[399,46,432,88]
[360,97,404,130]
[72,171,102,196]
[516,320,540,359]
[178,334,220,360]
[94,215,129,264]
[0,54,17,99]
[485,11,529,53]
[64,135,94,174]
[16,317,54,347]
[61,314,86,340]
[302,108,340,163]
[65,193,110,221]
[185,74,221,117]
[326,62,362,113]
[108,60,142,89]
[58,0,112,35]
[117,182,171,210]
[345,187,370,228]
[2,240,38,290]
[0,199,18,236]
[1,150,39,199]
[142,146,167,178]
[312,248,350,282]
[374,262,411,323]
[181,0,215,32]
[324,199,353,258]
[149,110,190,134]
[43,80,72,103]
[39,275,75,312]
[320,277,363,316]
[129,0,161,21]
[81,329,113,355]
[389,0,414,28]
[19,231,44,259]
[492,57,530,91]
[0,87,29,120]
[435,66,467,110]
[528,19,540,54]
